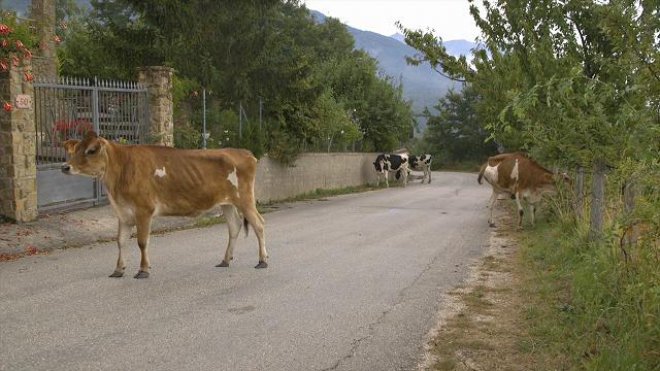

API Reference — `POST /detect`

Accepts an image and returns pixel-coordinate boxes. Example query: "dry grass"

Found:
[420,205,563,371]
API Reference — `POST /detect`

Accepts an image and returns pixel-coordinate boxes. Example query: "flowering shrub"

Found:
[1,11,37,112]
[52,119,93,143]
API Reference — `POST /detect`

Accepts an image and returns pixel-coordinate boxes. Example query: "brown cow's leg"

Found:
[242,205,267,268]
[217,205,242,267]
[514,192,524,228]
[110,220,133,277]
[488,191,497,227]
[134,213,153,279]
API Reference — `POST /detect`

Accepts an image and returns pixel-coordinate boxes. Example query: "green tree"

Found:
[424,86,498,165]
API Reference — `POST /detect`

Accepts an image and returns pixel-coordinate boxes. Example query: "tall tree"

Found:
[400,0,659,239]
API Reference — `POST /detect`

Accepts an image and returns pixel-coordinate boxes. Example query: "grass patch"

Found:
[519,219,660,370]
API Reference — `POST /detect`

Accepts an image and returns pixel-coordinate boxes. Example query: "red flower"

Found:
[0,59,7,72]
[11,55,20,67]
[23,50,32,60]
[14,40,24,49]
[1,38,7,48]
[53,36,61,45]
[24,72,33,82]
[3,102,12,112]
[0,24,11,36]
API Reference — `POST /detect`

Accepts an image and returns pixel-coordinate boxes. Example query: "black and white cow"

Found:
[373,153,409,187]
[409,154,432,184]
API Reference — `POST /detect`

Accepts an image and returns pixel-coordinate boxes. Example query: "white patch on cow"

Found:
[227,167,238,188]
[154,167,167,178]
[484,164,499,184]
[510,159,519,181]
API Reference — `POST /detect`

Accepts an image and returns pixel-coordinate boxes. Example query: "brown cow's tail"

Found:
[243,213,264,237]
[477,162,487,184]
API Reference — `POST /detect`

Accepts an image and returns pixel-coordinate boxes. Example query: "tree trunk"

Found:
[623,181,637,246]
[588,160,606,242]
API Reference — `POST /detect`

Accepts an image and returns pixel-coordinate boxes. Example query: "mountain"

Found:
[349,26,462,131]
[390,33,477,59]
[310,12,468,133]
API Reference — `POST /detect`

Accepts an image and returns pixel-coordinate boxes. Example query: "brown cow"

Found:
[478,152,568,228]
[62,131,267,278]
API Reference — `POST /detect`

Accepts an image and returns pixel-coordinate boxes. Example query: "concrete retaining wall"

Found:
[255,153,379,202]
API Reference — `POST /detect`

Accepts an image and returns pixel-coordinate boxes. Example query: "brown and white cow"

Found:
[477,152,568,228]
[62,131,267,278]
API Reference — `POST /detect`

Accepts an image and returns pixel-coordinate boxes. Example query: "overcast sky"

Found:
[303,0,481,41]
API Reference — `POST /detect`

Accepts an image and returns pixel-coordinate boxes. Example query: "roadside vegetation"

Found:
[404,1,659,369]
[47,0,415,164]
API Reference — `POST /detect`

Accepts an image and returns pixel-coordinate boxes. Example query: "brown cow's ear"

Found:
[84,130,98,140]
[62,139,79,154]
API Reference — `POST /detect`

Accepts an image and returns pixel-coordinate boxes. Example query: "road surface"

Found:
[1,172,491,371]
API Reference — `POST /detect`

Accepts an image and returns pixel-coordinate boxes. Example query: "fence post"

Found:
[588,160,606,242]
[574,166,585,220]
[137,66,174,146]
[0,65,38,222]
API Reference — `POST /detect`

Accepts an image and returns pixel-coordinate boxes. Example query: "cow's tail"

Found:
[477,162,487,184]
[243,212,264,237]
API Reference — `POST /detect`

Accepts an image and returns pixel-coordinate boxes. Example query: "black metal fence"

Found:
[33,77,149,211]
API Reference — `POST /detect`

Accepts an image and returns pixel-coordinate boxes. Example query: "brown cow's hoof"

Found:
[489,222,496,228]
[216,260,230,267]
[134,271,150,279]
[109,270,124,278]
[254,261,268,269]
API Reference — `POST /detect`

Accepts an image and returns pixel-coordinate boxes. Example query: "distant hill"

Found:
[312,12,473,134]
[390,33,477,59]
[349,26,462,132]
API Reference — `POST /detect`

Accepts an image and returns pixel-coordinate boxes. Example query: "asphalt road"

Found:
[0,172,491,371]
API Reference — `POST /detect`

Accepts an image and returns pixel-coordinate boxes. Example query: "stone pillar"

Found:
[137,67,174,146]
[30,0,58,80]
[0,65,38,223]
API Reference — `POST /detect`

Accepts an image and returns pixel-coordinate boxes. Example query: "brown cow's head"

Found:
[62,131,108,177]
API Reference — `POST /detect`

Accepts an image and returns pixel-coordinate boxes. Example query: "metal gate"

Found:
[34,77,149,212]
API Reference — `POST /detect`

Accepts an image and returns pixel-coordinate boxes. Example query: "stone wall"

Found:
[138,67,174,146]
[0,66,38,222]
[255,153,379,202]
